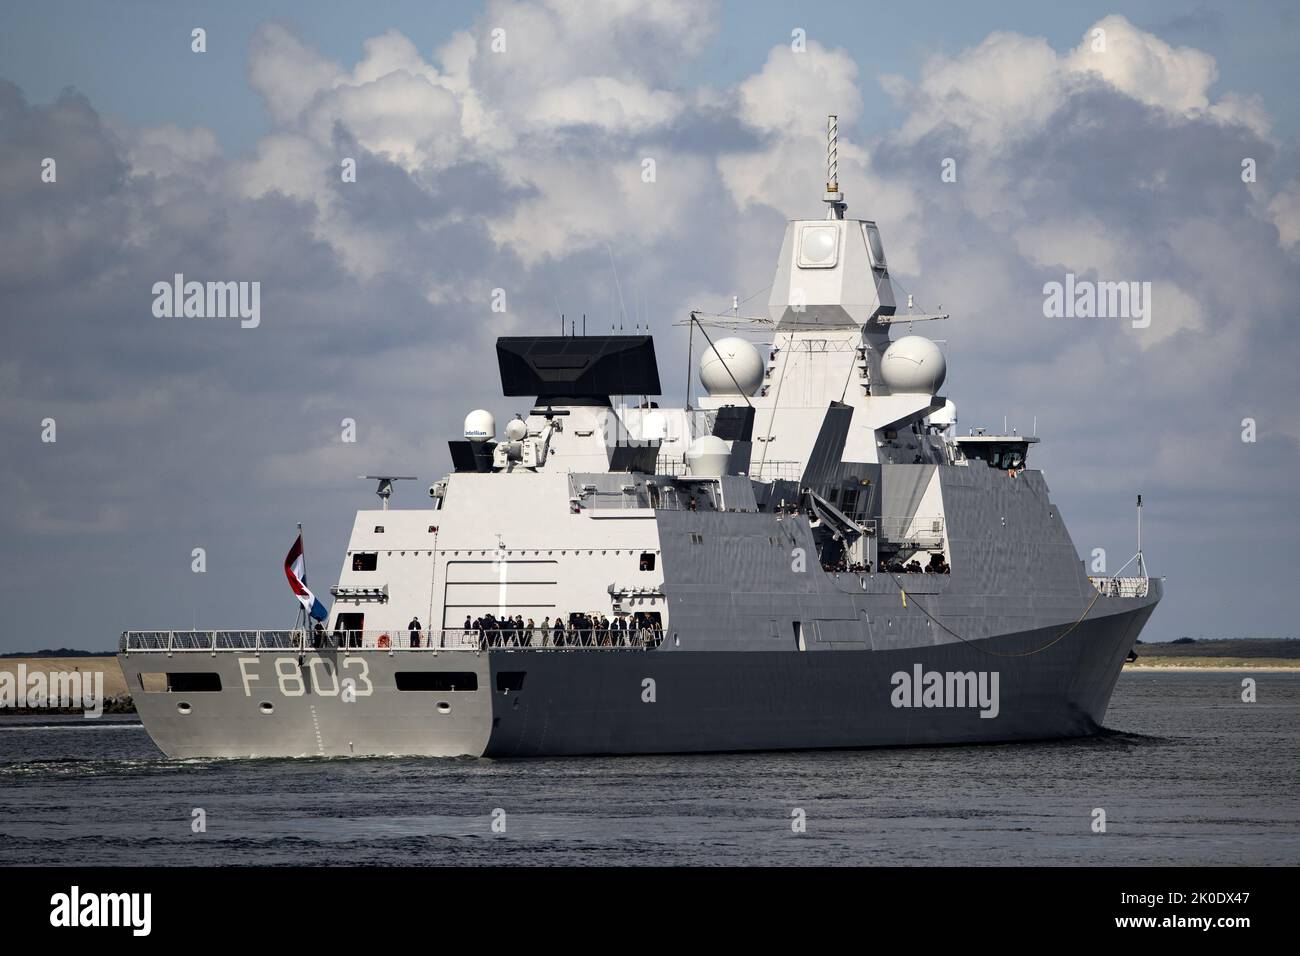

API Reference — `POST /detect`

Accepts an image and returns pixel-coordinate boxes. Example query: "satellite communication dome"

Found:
[880,335,947,393]
[685,434,731,478]
[464,409,496,442]
[927,399,958,431]
[641,409,667,441]
[699,337,764,397]
[504,417,528,441]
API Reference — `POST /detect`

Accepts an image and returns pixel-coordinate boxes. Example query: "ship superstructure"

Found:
[119,118,1160,758]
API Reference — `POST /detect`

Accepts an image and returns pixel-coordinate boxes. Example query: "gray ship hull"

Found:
[484,601,1155,757]
[118,589,1155,759]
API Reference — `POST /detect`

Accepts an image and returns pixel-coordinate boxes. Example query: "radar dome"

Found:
[641,409,667,441]
[927,399,958,432]
[464,409,496,442]
[685,434,731,478]
[504,417,528,441]
[880,335,947,394]
[699,337,764,397]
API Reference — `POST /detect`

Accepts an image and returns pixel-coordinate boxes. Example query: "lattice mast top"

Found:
[824,114,846,220]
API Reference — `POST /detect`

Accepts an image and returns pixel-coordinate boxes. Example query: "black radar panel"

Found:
[496,335,661,399]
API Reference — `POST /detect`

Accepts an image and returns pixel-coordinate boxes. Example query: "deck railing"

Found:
[654,456,801,481]
[879,514,945,548]
[1089,576,1150,599]
[120,627,664,653]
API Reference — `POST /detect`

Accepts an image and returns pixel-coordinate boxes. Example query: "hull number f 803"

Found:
[237,657,374,698]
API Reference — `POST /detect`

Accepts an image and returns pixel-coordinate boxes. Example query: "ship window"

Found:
[374,525,385,533]
[395,672,478,692]
[496,672,526,693]
[352,552,379,571]
[862,222,887,269]
[169,672,222,692]
[798,224,839,269]
[689,533,704,545]
[139,672,222,693]
[639,552,656,571]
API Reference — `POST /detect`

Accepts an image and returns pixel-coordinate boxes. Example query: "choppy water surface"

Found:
[1,672,1296,865]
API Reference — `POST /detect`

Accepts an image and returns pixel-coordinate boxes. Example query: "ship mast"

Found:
[824,114,846,220]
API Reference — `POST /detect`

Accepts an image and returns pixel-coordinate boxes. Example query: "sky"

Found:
[1,0,1298,651]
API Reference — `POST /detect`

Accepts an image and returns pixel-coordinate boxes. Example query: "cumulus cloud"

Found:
[1267,180,1300,250]
[1,6,1297,647]
[887,15,1271,148]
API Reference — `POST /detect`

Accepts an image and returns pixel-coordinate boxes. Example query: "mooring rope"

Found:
[887,572,1105,659]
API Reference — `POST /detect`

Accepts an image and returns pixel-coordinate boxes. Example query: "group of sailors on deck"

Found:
[821,553,952,575]
[460,612,663,649]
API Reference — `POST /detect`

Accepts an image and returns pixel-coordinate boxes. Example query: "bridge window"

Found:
[862,222,887,269]
[639,552,656,571]
[352,552,379,571]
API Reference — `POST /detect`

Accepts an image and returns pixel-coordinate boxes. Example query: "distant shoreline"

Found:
[1,655,132,714]
[1126,659,1299,671]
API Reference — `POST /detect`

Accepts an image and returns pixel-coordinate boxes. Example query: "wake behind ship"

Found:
[119,118,1160,758]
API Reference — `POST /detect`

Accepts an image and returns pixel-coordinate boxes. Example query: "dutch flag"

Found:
[284,532,328,621]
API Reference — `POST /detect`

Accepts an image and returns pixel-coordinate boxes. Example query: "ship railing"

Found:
[654,455,687,477]
[303,629,476,650]
[455,627,664,650]
[120,628,665,653]
[1088,576,1150,599]
[120,630,309,653]
[878,514,945,549]
[348,628,663,651]
[747,460,802,481]
[653,455,801,482]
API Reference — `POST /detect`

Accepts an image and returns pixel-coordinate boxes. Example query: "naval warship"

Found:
[119,118,1160,758]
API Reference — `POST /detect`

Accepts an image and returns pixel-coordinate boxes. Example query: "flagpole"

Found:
[292,522,307,644]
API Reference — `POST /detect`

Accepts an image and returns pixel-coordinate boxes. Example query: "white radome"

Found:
[504,417,528,441]
[699,337,764,396]
[464,409,496,442]
[928,399,958,431]
[641,409,667,441]
[685,434,731,478]
[880,335,947,393]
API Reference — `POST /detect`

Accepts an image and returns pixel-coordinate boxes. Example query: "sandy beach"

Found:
[0,656,128,698]
[1125,660,1299,672]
